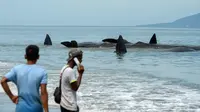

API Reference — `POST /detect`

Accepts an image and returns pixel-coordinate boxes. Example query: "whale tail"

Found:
[71,40,78,48]
[102,38,118,43]
[149,33,157,44]
[60,40,78,48]
[44,34,52,45]
[115,35,127,54]
[102,38,129,44]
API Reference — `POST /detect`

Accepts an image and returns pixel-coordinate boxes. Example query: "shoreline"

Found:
[0,93,60,112]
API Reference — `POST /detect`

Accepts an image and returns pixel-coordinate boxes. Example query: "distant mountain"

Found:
[136,13,200,28]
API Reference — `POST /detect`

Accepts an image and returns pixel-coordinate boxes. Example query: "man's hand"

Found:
[77,65,84,75]
[11,95,18,104]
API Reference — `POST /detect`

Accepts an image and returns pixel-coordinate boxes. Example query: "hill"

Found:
[136,13,200,28]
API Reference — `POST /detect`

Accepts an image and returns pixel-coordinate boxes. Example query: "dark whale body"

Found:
[115,35,127,54]
[60,33,200,52]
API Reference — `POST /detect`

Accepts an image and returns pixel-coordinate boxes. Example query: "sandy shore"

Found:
[0,93,60,112]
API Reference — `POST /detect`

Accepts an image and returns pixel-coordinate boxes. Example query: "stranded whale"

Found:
[60,34,200,52]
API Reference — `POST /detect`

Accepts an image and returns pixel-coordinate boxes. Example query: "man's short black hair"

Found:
[25,45,39,60]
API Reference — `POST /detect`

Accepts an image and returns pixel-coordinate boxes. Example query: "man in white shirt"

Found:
[60,48,84,112]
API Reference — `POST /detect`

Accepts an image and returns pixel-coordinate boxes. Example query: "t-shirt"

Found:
[5,64,47,112]
[60,65,78,111]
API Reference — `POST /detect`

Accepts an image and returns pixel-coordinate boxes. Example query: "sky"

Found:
[0,0,200,26]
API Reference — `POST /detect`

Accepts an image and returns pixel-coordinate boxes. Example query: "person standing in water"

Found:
[1,45,49,112]
[60,48,84,112]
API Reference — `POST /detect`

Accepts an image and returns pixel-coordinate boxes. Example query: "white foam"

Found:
[0,61,15,66]
[0,61,16,93]
[0,82,18,95]
[0,86,3,93]
[1,66,200,111]
[71,71,200,111]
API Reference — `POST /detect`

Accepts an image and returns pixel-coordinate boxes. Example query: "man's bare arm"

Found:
[71,65,84,91]
[40,84,48,112]
[1,77,18,104]
[71,74,83,91]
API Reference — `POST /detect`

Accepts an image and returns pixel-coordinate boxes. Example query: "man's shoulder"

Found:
[14,64,45,69]
[15,64,47,75]
[34,65,47,73]
[62,66,74,76]
[65,67,74,73]
[61,65,73,72]
[13,64,25,70]
[35,65,45,70]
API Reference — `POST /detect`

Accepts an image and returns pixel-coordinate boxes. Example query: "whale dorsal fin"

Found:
[44,34,52,45]
[149,33,157,44]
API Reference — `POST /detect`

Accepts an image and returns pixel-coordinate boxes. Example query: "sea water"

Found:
[0,26,200,112]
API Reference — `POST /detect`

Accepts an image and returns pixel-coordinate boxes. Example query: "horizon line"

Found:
[0,25,139,27]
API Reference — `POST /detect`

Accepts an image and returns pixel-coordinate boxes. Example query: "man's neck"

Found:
[27,60,36,65]
[67,61,75,68]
